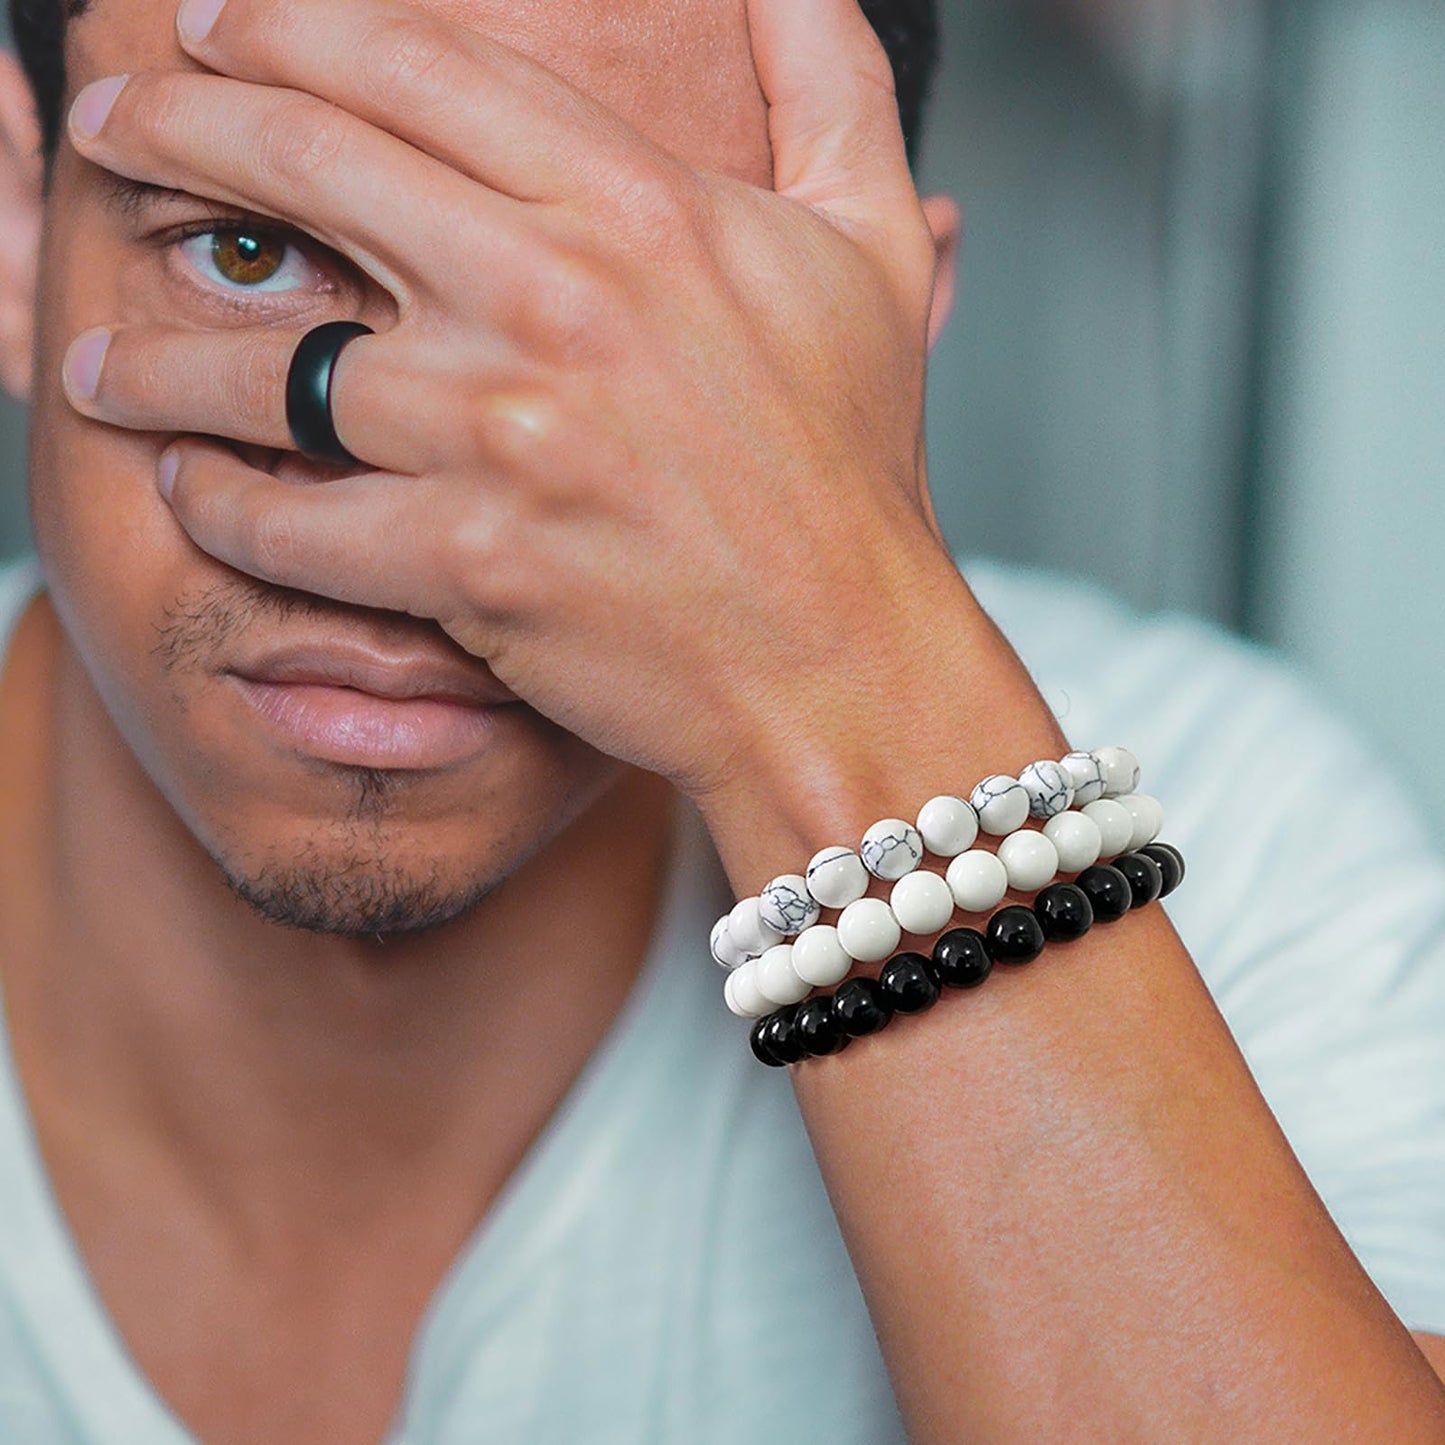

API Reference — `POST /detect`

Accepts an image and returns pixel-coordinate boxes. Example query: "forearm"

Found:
[698,567,1445,1442]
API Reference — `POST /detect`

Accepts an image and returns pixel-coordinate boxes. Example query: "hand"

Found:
[63,0,962,814]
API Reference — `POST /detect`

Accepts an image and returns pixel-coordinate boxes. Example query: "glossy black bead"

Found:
[1076,864,1133,922]
[794,996,850,1057]
[932,928,993,989]
[1142,842,1186,897]
[985,905,1046,965]
[878,952,941,1014]
[1113,852,1164,909]
[1034,882,1095,943]
[760,1006,805,1065]
[749,1017,787,1068]
[833,977,894,1037]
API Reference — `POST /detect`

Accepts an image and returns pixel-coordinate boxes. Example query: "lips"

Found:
[233,643,519,707]
[227,640,521,770]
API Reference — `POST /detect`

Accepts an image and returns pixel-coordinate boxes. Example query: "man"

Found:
[0,0,1440,1439]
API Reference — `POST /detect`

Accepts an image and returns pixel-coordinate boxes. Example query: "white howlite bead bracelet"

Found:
[805,846,870,910]
[1094,745,1142,798]
[969,774,1031,836]
[1060,750,1109,807]
[758,874,821,937]
[715,747,1155,1007]
[860,819,925,881]
[1018,759,1075,820]
[915,794,979,857]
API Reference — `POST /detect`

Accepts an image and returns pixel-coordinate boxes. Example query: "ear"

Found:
[919,194,962,351]
[0,49,43,402]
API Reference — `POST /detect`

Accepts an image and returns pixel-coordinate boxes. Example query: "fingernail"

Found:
[158,448,181,502]
[69,75,129,142]
[62,327,111,403]
[177,0,226,45]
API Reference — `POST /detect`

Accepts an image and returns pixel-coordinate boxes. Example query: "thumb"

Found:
[747,0,918,224]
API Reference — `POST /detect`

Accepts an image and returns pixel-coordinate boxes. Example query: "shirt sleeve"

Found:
[968,560,1445,1336]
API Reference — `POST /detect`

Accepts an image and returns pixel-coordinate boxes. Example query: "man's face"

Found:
[29,0,772,934]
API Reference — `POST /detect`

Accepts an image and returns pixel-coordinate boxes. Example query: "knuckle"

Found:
[255,97,348,181]
[248,501,300,579]
[465,387,561,470]
[361,17,454,103]
[524,252,625,359]
[123,73,192,154]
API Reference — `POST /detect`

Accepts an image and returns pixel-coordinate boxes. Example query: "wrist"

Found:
[692,558,1068,893]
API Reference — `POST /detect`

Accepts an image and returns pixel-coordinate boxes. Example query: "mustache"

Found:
[152,579,409,676]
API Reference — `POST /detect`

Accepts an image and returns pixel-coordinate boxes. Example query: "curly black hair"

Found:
[9,0,938,168]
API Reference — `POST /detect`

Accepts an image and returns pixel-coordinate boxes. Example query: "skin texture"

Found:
[0,0,1439,1441]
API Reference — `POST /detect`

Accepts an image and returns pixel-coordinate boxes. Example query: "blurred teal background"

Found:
[2,0,1442,827]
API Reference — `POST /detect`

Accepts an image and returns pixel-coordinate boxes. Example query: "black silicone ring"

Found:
[285,320,374,466]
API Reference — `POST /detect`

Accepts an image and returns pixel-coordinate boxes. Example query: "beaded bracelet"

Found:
[721,786,1166,1021]
[748,843,1186,1067]
[711,746,1148,975]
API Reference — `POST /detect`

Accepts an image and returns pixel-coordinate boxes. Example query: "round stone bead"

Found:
[1117,794,1164,853]
[727,896,784,958]
[878,952,941,1014]
[860,819,925,881]
[1019,759,1076,820]
[889,870,956,936]
[1043,809,1103,874]
[1082,798,1135,858]
[749,1018,786,1067]
[1076,864,1133,923]
[985,905,1046,965]
[791,924,853,988]
[970,775,1031,836]
[724,960,773,1019]
[836,898,902,964]
[833,977,893,1037]
[758,874,821,937]
[794,996,850,1057]
[756,943,812,1007]
[1095,745,1142,798]
[1034,882,1095,942]
[916,795,979,858]
[1142,843,1185,898]
[1113,852,1163,909]
[946,850,1009,914]
[931,927,992,989]
[710,916,748,971]
[997,830,1060,893]
[1060,750,1109,807]
[760,1008,805,1065]
[805,846,870,910]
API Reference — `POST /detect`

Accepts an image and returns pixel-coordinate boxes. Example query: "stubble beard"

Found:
[156,581,501,939]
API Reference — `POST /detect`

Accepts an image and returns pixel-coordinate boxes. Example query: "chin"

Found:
[222,850,496,939]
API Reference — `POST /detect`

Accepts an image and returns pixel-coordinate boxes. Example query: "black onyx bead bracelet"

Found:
[748,844,1185,1068]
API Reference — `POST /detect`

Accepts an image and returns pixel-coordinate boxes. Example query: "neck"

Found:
[0,594,676,1237]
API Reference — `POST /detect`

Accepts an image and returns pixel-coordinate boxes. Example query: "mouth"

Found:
[227,641,521,770]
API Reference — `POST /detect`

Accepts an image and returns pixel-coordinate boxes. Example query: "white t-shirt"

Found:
[0,556,1441,1443]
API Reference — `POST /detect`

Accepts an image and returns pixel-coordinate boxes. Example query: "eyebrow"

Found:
[98,175,198,216]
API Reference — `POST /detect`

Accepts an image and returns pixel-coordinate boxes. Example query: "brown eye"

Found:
[210,229,286,286]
